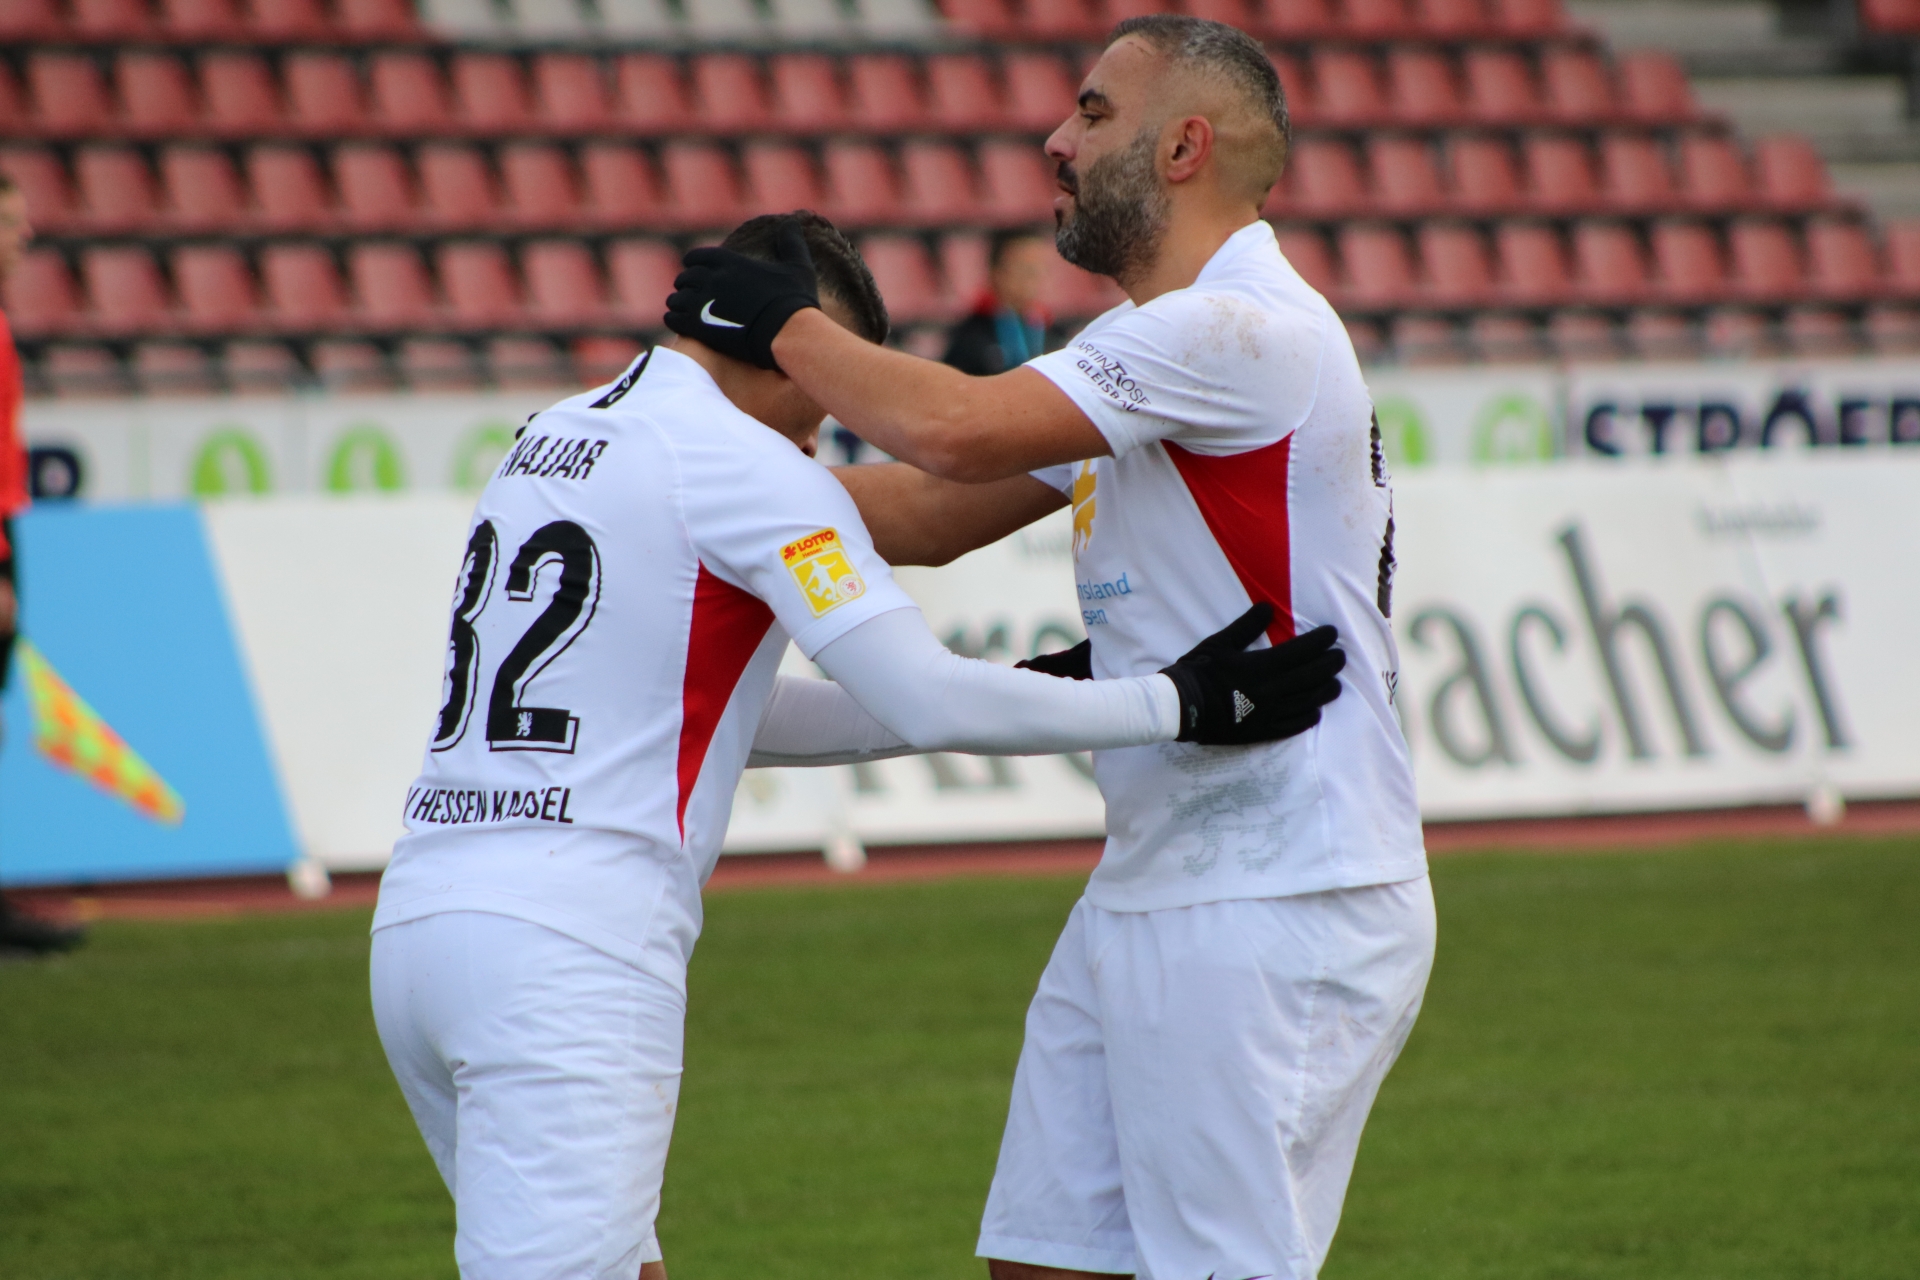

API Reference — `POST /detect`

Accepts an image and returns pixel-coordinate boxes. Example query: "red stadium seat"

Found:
[1370,135,1444,212]
[1678,134,1749,206]
[351,242,435,325]
[771,54,846,130]
[400,338,476,388]
[337,0,416,36]
[1618,51,1693,122]
[1495,221,1570,302]
[1540,49,1611,121]
[742,142,825,215]
[615,55,692,132]
[1415,0,1484,33]
[500,144,579,224]
[1491,0,1562,32]
[118,53,197,135]
[581,143,663,224]
[824,141,902,224]
[1187,0,1252,24]
[83,246,170,330]
[1312,50,1382,124]
[1462,49,1537,123]
[927,56,1004,130]
[1523,134,1596,210]
[692,54,770,131]
[1274,226,1336,294]
[369,53,449,132]
[0,147,73,225]
[1728,219,1802,296]
[29,54,112,133]
[335,143,415,227]
[1419,222,1493,304]
[900,141,979,223]
[0,0,58,40]
[1649,220,1723,300]
[1005,52,1077,132]
[452,54,532,132]
[0,62,20,132]
[938,233,990,308]
[440,242,520,326]
[420,144,496,226]
[1571,220,1647,301]
[248,145,330,228]
[249,0,328,36]
[1882,219,1920,291]
[606,238,679,322]
[201,53,282,134]
[1782,306,1855,356]
[162,0,243,37]
[977,141,1054,222]
[1343,0,1412,36]
[1804,218,1877,296]
[1550,309,1620,359]
[162,147,245,226]
[1448,134,1520,209]
[260,243,347,325]
[1386,49,1459,123]
[73,0,150,35]
[848,55,926,131]
[1600,133,1673,207]
[861,234,945,321]
[1269,52,1309,121]
[523,240,604,321]
[1860,0,1920,33]
[1261,0,1332,36]
[1338,224,1417,306]
[1754,135,1829,207]
[941,0,1015,36]
[285,53,364,134]
[174,245,256,328]
[1026,0,1098,38]
[1287,138,1364,214]
[661,142,741,226]
[74,146,155,228]
[534,54,609,130]
[3,248,80,333]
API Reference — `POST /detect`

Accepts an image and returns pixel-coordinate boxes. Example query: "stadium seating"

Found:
[4,0,1913,390]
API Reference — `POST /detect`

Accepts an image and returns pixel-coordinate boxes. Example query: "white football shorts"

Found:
[978,877,1437,1280]
[370,910,684,1280]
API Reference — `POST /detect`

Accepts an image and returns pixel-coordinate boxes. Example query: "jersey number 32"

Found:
[431,519,602,754]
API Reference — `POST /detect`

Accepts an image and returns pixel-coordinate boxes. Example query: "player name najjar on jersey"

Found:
[406,784,576,826]
[495,435,610,482]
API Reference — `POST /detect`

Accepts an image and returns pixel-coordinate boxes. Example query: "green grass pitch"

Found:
[2,835,1917,1279]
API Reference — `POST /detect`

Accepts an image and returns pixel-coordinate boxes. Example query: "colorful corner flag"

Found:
[18,640,185,825]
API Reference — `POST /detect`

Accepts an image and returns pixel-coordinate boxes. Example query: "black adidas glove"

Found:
[664,217,820,370]
[1015,639,1092,680]
[1160,605,1345,746]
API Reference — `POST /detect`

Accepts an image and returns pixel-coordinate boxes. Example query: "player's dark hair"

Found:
[989,227,1048,270]
[1108,15,1291,181]
[720,211,889,346]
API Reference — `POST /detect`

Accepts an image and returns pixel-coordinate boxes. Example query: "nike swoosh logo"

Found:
[700,300,745,329]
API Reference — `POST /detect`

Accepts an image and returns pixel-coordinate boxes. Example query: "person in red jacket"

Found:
[0,173,85,955]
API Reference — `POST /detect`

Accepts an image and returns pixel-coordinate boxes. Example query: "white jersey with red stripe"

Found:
[1027,220,1425,912]
[373,346,916,968]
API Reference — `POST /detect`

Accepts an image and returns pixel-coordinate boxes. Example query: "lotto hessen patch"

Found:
[781,528,867,617]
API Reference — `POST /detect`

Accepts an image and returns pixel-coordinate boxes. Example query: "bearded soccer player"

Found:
[371,212,1343,1280]
[664,19,1433,1280]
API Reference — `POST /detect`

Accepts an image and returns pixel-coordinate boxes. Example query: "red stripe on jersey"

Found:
[1165,436,1297,643]
[676,565,775,838]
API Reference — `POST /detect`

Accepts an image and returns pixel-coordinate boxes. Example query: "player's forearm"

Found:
[813,609,1180,755]
[830,465,1069,567]
[747,674,917,768]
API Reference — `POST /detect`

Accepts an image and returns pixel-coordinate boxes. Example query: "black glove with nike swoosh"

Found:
[664,217,820,370]
[1159,605,1345,746]
[1015,639,1093,680]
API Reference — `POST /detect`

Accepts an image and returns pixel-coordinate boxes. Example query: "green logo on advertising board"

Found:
[1373,397,1430,469]
[1470,394,1557,464]
[190,427,272,496]
[327,424,406,492]
[452,422,516,493]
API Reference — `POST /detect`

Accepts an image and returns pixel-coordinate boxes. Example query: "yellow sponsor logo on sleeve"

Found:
[781,527,868,617]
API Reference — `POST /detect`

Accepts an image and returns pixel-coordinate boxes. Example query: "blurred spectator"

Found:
[0,174,86,956]
[942,229,1058,375]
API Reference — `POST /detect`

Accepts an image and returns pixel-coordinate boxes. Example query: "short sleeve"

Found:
[1029,463,1075,495]
[1026,287,1328,459]
[682,440,918,659]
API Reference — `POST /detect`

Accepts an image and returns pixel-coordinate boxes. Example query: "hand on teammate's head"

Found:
[666,218,821,371]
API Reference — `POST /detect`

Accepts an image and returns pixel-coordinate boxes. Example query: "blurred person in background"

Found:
[943,229,1058,376]
[0,174,86,955]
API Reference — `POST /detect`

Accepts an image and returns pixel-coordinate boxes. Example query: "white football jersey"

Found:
[1028,220,1426,912]
[374,346,915,967]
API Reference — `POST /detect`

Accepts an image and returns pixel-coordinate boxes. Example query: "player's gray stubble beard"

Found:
[1054,124,1171,287]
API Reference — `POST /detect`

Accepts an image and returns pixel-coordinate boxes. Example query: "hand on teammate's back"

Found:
[1160,606,1345,746]
[666,218,821,370]
[1015,639,1093,680]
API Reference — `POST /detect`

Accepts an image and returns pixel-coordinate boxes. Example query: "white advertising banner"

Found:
[1363,365,1565,470]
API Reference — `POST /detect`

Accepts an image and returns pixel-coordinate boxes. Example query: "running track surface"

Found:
[9,800,1918,924]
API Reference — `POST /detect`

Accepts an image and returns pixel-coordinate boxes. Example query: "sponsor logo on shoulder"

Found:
[781,528,867,617]
[1072,341,1149,413]
[495,434,611,481]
